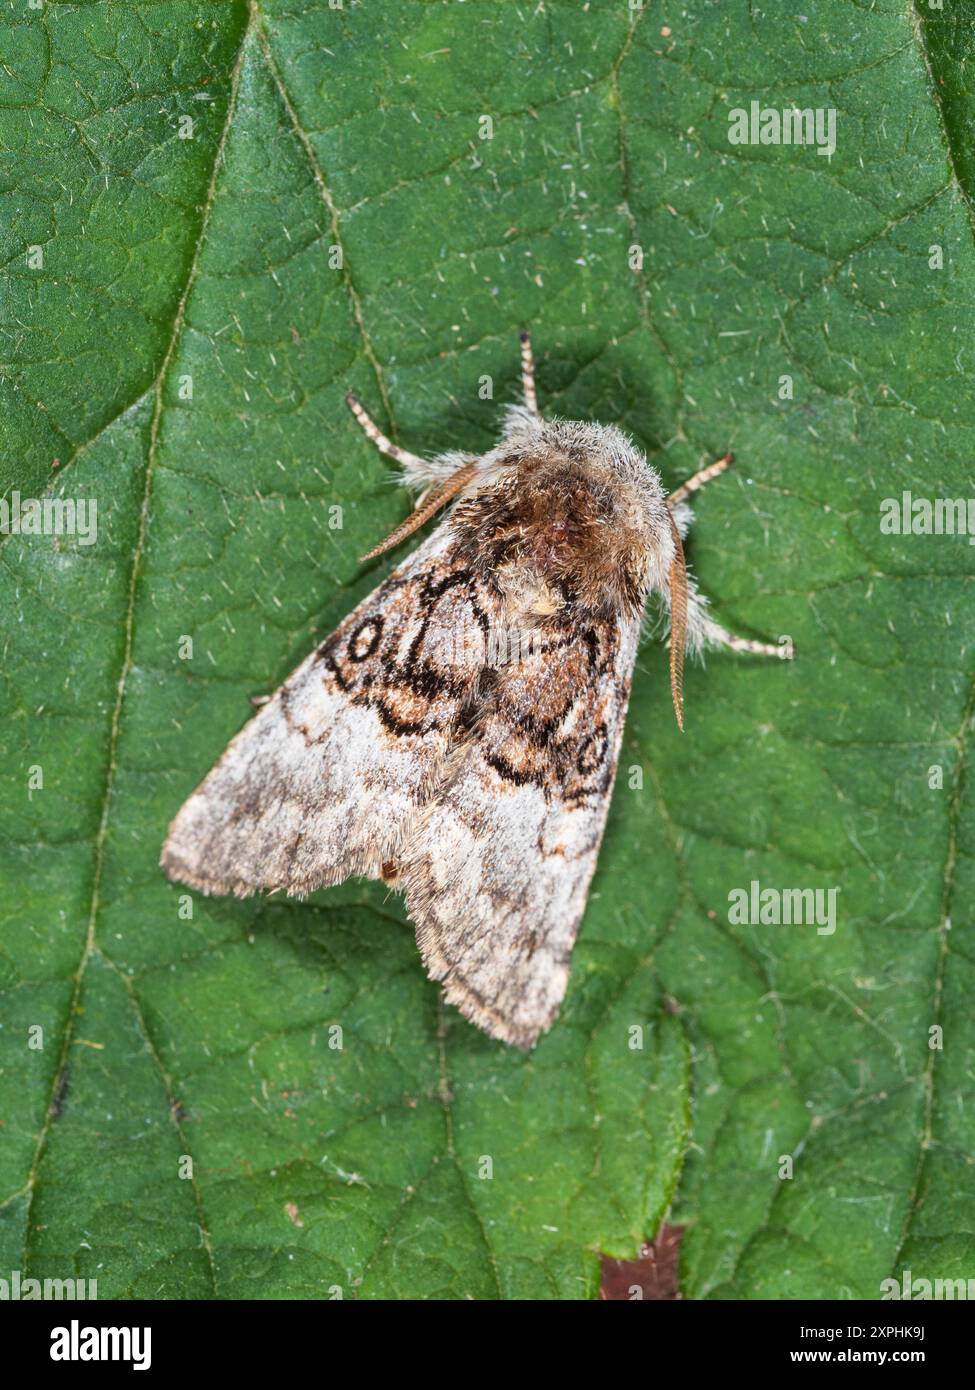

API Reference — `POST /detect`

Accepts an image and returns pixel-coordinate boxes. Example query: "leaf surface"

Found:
[0,0,971,1300]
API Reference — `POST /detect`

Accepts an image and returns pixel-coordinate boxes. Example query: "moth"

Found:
[162,333,793,1048]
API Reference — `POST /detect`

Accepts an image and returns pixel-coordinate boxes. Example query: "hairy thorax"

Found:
[449,452,666,623]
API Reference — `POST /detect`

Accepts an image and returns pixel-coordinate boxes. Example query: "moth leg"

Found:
[665,454,792,659]
[519,331,540,416]
[668,453,734,507]
[345,393,428,473]
[346,391,473,489]
[664,581,794,661]
[702,615,794,660]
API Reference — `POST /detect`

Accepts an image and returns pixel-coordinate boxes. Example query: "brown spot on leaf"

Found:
[599,1224,684,1300]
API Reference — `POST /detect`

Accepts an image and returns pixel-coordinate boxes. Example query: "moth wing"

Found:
[401,613,641,1048]
[161,527,502,897]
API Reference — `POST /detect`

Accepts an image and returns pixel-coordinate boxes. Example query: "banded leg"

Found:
[519,330,539,415]
[668,452,734,507]
[665,449,795,662]
[704,620,794,660]
[345,392,427,473]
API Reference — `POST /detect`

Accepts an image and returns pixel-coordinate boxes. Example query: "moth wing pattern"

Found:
[401,611,642,1049]
[162,329,795,1049]
[161,526,505,897]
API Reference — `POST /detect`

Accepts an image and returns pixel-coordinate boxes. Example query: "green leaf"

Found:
[0,0,971,1301]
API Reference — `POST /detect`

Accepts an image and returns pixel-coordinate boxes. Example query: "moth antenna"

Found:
[359,459,479,562]
[667,512,689,731]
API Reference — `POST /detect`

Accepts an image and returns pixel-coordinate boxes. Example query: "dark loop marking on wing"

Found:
[577,721,608,775]
[374,567,490,718]
[484,749,543,788]
[372,701,427,738]
[308,556,502,744]
[419,563,489,617]
[349,616,384,662]
[475,619,625,805]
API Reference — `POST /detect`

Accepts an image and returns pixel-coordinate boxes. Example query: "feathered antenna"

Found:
[667,512,688,731]
[359,459,479,562]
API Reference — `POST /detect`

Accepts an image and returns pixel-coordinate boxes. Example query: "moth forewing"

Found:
[161,525,502,898]
[403,612,643,1049]
[162,334,793,1047]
